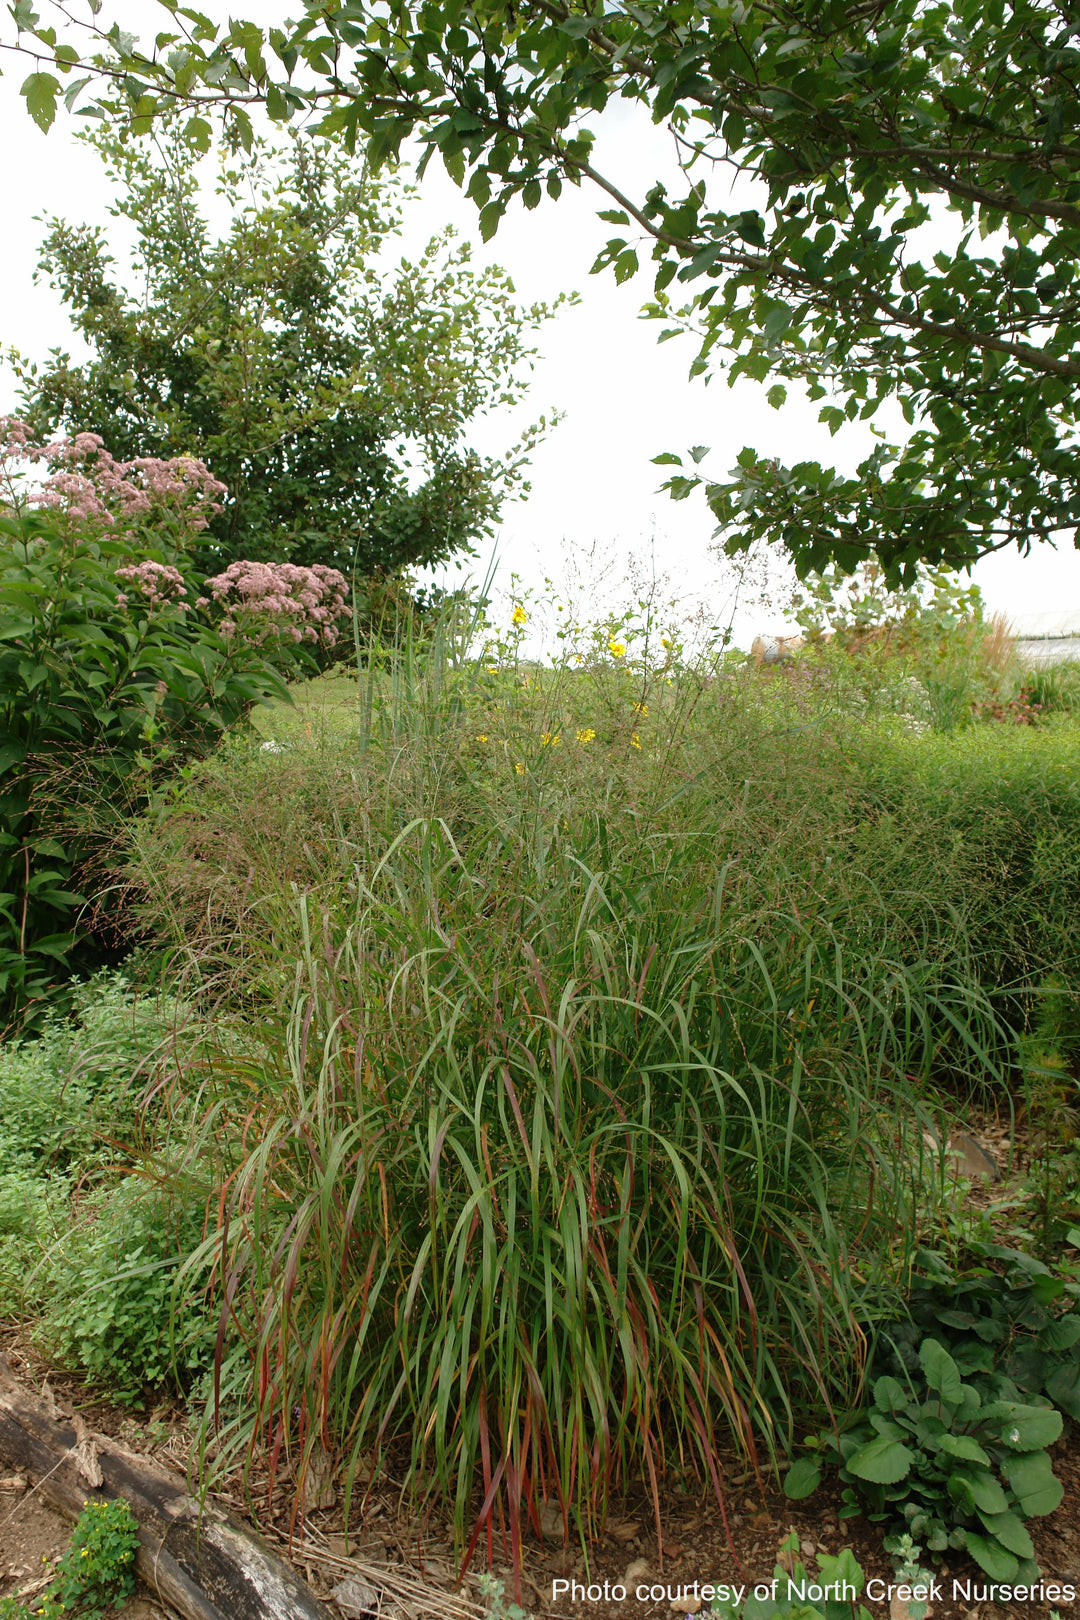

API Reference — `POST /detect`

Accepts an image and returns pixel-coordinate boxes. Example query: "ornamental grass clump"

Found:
[123,594,1080,1581]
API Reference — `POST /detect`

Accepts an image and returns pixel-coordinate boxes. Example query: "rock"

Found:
[331,1577,380,1617]
[946,1132,998,1182]
[623,1559,651,1587]
[538,1501,565,1539]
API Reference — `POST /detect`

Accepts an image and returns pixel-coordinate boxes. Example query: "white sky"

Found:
[3,5,1080,645]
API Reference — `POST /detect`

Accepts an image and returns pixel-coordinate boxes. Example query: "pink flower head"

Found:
[114,559,188,611]
[0,418,226,546]
[201,559,350,650]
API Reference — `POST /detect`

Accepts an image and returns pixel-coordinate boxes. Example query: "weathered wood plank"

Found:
[0,1357,330,1620]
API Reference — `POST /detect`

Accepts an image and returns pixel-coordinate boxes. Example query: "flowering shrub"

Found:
[200,559,349,649]
[0,421,319,1027]
[1,416,225,541]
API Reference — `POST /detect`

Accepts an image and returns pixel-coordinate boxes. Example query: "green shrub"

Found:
[0,972,190,1175]
[0,972,216,1384]
[0,419,354,1026]
[39,1175,216,1401]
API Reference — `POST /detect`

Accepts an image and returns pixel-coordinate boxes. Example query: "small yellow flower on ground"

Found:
[634,701,648,715]
[608,639,626,658]
[477,733,489,743]
[576,728,596,744]
[515,762,527,775]
[541,732,561,747]
[512,604,527,626]
[631,732,642,748]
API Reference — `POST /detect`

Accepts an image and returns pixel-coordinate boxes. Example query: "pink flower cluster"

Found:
[115,560,189,611]
[0,418,226,538]
[200,560,350,648]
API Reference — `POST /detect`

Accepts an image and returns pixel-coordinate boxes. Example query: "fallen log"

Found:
[0,1357,331,1620]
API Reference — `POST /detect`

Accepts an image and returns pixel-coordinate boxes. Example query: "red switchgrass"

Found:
[176,869,948,1592]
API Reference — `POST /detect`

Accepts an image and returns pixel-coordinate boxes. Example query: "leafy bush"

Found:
[0,420,350,1025]
[0,972,216,1389]
[0,972,189,1174]
[792,1338,1062,1582]
[39,1175,216,1401]
[788,561,1016,732]
[787,1242,1080,1580]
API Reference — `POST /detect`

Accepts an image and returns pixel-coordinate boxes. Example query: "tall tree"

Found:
[9,0,1075,582]
[11,118,563,577]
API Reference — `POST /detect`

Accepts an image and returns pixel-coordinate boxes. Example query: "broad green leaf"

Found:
[965,1533,1019,1583]
[920,1339,962,1403]
[1004,1451,1064,1517]
[21,71,59,131]
[948,1468,1007,1515]
[845,1435,914,1484]
[997,1404,1062,1451]
[938,1433,990,1466]
[976,1511,1034,1560]
[783,1459,821,1499]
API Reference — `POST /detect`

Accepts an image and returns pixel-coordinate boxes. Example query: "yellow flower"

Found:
[576,728,596,744]
[608,639,626,658]
[476,733,489,743]
[512,604,527,626]
[541,732,561,747]
[486,663,498,673]
[515,762,527,775]
[631,732,642,749]
[661,637,672,649]
[633,701,648,715]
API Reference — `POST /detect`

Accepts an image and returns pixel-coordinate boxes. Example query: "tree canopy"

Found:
[6,0,1080,581]
[9,117,562,577]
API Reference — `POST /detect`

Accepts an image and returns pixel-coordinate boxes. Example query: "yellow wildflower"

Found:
[477,733,489,743]
[631,732,642,749]
[576,728,596,744]
[608,639,626,658]
[661,637,672,649]
[515,762,527,775]
[633,701,648,715]
[541,732,561,747]
[486,663,498,673]
[512,603,527,626]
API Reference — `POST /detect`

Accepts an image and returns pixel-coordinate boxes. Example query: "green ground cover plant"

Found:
[0,973,218,1397]
[786,1240,1080,1580]
[0,1497,139,1620]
